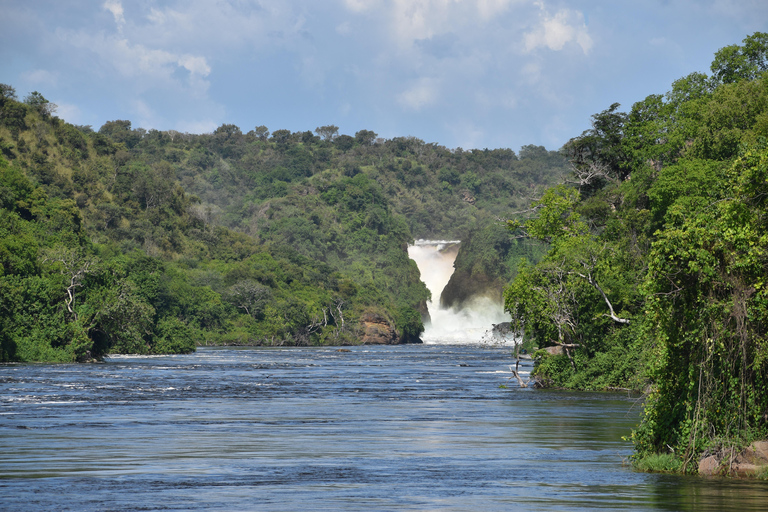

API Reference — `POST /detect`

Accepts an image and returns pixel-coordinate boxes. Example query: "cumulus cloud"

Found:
[342,0,380,13]
[476,0,516,20]
[177,54,211,77]
[382,0,509,48]
[59,27,211,98]
[103,0,125,30]
[389,0,445,44]
[524,3,593,54]
[128,0,291,53]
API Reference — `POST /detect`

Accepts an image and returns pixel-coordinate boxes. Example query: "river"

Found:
[2,345,767,511]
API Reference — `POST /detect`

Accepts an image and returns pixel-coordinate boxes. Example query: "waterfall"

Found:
[408,240,513,344]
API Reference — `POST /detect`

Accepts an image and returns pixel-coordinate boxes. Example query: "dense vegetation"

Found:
[2,26,766,477]
[0,82,565,362]
[504,32,768,473]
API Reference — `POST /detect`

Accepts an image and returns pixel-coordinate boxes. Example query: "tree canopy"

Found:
[504,31,768,473]
[0,84,564,361]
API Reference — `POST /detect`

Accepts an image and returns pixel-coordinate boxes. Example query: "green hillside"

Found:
[0,84,564,362]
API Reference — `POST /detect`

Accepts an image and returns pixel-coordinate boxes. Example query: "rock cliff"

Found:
[360,313,399,344]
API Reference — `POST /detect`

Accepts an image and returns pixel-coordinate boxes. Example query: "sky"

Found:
[1,1,767,152]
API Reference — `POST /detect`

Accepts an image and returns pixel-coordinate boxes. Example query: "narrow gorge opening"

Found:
[408,240,511,344]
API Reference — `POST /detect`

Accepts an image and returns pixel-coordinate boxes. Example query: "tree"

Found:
[42,246,97,322]
[86,277,155,355]
[563,103,629,194]
[505,184,633,366]
[334,134,355,152]
[0,83,17,103]
[711,31,768,84]
[225,279,272,319]
[355,129,377,146]
[99,120,141,148]
[23,91,57,117]
[270,129,292,145]
[315,125,339,141]
[635,143,768,469]
[214,123,242,139]
[253,125,269,140]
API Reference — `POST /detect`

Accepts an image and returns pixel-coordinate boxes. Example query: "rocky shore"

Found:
[698,441,768,477]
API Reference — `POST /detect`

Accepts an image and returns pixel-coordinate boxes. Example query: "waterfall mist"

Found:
[408,240,512,344]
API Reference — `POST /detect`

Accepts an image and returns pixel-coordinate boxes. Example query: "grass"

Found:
[632,453,683,474]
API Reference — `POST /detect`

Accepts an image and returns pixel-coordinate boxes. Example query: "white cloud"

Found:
[397,77,439,110]
[178,54,211,77]
[59,29,211,96]
[477,0,516,20]
[524,4,593,54]
[103,0,125,30]
[342,0,381,13]
[390,0,444,44]
[124,0,292,53]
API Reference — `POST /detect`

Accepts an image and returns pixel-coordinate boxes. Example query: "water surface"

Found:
[2,345,767,511]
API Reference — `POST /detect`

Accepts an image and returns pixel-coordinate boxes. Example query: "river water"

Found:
[2,345,768,511]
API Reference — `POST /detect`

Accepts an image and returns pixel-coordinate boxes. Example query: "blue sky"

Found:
[1,0,766,151]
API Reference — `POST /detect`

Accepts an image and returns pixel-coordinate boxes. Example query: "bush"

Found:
[153,316,196,354]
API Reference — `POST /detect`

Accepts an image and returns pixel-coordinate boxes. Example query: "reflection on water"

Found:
[1,345,767,511]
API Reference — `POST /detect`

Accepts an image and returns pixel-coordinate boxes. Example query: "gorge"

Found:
[408,240,511,344]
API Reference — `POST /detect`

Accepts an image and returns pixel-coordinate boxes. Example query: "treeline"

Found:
[503,32,768,472]
[0,83,565,361]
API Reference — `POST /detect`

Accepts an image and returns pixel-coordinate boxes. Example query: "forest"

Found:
[0,83,565,362]
[2,30,767,475]
[504,32,768,473]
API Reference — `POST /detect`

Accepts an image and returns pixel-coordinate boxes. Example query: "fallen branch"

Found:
[509,361,528,388]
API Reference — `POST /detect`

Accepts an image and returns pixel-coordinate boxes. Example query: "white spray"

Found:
[408,240,513,345]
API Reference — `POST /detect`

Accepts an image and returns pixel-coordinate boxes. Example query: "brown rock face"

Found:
[698,456,719,476]
[698,441,768,476]
[360,313,398,345]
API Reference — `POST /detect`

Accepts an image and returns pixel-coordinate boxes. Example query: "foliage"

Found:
[0,80,565,360]
[503,32,768,471]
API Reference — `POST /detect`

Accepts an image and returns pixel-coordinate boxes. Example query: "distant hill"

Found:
[0,86,565,361]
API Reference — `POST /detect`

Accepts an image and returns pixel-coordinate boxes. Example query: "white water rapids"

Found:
[408,240,513,344]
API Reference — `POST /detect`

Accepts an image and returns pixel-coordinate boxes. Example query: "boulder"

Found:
[698,441,768,476]
[544,345,564,356]
[698,455,720,476]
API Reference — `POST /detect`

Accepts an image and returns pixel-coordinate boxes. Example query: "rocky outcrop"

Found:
[698,441,768,476]
[440,269,504,310]
[543,345,564,356]
[416,299,430,325]
[460,190,476,205]
[360,313,399,345]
